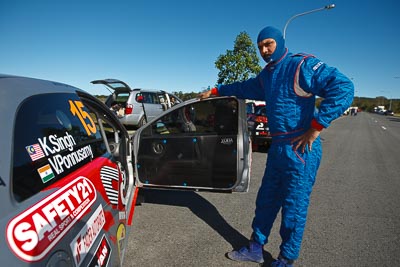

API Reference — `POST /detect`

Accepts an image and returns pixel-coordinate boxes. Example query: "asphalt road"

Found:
[125,112,400,267]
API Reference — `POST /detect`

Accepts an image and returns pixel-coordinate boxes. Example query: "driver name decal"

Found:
[38,132,76,155]
[36,132,93,175]
[6,176,96,262]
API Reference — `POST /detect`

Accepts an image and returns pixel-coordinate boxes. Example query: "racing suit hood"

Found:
[257,26,286,63]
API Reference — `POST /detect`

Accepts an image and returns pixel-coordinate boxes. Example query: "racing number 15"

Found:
[69,100,97,136]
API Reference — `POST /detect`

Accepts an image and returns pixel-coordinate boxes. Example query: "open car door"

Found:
[132,96,251,192]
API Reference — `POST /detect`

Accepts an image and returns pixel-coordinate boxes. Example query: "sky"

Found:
[1,0,399,100]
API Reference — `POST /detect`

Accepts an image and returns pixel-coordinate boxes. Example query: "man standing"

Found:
[199,26,353,266]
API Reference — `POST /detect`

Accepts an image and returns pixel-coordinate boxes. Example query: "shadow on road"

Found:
[138,189,248,249]
[252,145,270,153]
[138,189,275,265]
[388,116,400,122]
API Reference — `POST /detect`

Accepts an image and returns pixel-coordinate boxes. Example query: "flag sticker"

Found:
[26,144,45,161]
[37,164,55,183]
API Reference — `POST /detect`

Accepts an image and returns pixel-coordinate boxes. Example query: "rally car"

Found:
[246,101,271,150]
[0,74,251,266]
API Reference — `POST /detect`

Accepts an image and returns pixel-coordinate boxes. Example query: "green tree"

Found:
[215,31,262,85]
[172,91,199,101]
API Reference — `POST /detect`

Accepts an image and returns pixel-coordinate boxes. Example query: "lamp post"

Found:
[283,4,336,39]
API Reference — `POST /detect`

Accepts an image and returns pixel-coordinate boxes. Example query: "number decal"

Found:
[69,100,97,136]
[256,123,265,131]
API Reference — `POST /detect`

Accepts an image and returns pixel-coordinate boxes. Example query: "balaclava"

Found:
[257,26,286,63]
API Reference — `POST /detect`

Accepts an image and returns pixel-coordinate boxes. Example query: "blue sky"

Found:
[1,0,399,100]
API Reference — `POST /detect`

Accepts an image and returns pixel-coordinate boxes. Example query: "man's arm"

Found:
[292,57,354,153]
[198,74,266,101]
[300,57,354,129]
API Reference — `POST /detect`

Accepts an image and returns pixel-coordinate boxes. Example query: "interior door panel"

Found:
[133,97,251,192]
[137,135,237,188]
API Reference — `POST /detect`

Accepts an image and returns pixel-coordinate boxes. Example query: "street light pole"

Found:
[283,4,336,39]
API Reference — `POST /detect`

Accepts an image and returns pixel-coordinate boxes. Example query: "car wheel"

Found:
[138,116,147,128]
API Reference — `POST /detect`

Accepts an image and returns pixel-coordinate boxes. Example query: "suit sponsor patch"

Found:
[312,61,324,71]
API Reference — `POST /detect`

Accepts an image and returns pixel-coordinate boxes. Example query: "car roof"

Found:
[0,74,84,197]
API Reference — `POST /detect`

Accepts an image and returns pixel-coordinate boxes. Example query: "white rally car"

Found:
[0,74,251,266]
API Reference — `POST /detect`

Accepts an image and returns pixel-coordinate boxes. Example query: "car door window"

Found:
[138,92,154,104]
[150,93,160,104]
[142,99,238,136]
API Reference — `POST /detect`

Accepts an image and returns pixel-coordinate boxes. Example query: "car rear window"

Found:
[12,93,107,202]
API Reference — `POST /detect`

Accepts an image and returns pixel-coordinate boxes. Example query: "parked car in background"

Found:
[384,110,394,116]
[246,101,271,150]
[0,74,251,266]
[91,79,182,129]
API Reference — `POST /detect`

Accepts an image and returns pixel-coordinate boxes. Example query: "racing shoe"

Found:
[271,255,294,267]
[226,241,264,263]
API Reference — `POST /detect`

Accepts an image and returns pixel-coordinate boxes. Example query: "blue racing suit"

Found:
[217,49,354,260]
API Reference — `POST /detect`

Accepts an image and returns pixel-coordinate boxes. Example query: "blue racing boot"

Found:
[226,241,264,263]
[271,255,294,267]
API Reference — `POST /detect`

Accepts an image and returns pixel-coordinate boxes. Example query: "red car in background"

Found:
[246,101,271,151]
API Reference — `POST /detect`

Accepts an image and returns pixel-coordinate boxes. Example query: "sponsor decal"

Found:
[70,204,106,266]
[220,137,234,145]
[100,162,129,209]
[119,211,126,220]
[312,61,324,71]
[100,166,119,205]
[100,163,131,210]
[88,235,111,267]
[7,176,96,262]
[116,224,126,262]
[37,164,55,183]
[118,162,129,206]
[26,144,45,161]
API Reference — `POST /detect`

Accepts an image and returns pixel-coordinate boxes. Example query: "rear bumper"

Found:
[119,114,141,126]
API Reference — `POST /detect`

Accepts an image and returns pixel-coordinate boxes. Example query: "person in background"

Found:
[170,96,177,106]
[199,26,354,266]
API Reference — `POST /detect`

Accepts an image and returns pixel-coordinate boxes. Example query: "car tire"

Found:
[138,116,147,128]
